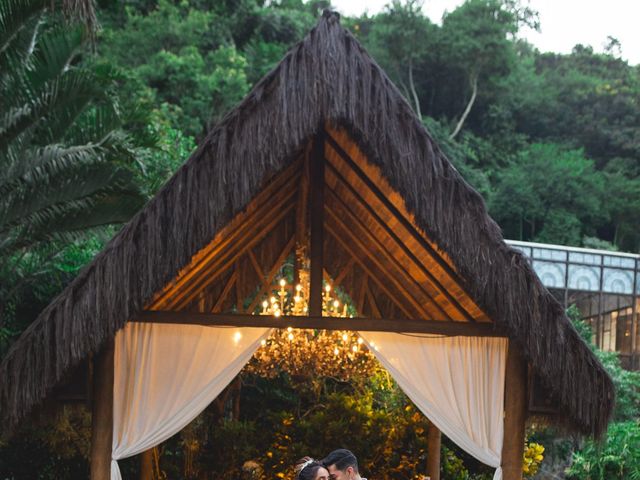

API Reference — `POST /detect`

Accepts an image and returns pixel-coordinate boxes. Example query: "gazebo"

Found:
[0,11,613,480]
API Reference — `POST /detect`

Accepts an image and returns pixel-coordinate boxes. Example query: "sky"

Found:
[330,0,640,65]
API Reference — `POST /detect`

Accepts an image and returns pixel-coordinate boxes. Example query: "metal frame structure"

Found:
[508,240,640,369]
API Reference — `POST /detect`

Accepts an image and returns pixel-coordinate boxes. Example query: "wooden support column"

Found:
[309,130,325,317]
[426,423,441,480]
[139,448,154,480]
[91,338,115,480]
[501,341,527,480]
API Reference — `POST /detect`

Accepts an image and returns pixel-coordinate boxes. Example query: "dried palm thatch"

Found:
[0,11,613,437]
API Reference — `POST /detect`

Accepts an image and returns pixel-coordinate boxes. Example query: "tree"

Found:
[439,0,528,139]
[602,159,640,251]
[490,143,605,244]
[365,1,434,118]
[0,0,146,348]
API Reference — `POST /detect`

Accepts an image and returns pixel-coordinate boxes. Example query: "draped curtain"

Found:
[111,323,271,480]
[111,324,506,480]
[358,333,508,480]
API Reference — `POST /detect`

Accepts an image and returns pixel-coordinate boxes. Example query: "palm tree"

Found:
[0,0,147,348]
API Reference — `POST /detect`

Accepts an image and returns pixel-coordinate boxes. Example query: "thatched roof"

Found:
[0,11,613,437]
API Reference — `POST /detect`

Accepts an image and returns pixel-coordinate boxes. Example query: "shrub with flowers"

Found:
[523,442,545,477]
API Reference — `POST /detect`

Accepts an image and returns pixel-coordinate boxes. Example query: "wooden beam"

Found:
[212,270,238,313]
[364,280,382,318]
[133,311,507,337]
[501,341,528,480]
[325,132,490,322]
[357,275,368,315]
[171,198,296,311]
[247,249,266,280]
[326,211,429,320]
[90,338,114,480]
[309,131,325,317]
[245,235,297,314]
[295,144,311,248]
[152,167,300,310]
[325,146,476,323]
[326,188,446,320]
[426,423,441,480]
[139,449,153,480]
[333,257,355,289]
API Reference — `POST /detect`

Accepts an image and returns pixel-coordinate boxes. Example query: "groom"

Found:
[322,449,367,480]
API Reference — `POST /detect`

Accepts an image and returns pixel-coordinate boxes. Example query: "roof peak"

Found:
[321,9,341,23]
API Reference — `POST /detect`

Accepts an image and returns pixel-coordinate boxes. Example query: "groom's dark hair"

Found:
[322,449,359,473]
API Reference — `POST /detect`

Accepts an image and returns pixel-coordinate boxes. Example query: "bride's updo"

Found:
[294,456,325,480]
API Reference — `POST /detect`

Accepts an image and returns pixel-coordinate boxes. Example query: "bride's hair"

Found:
[294,456,325,480]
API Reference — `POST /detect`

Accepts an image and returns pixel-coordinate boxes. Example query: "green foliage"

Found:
[137,44,249,134]
[0,406,91,479]
[568,305,640,422]
[566,421,640,480]
[364,1,434,116]
[442,445,469,480]
[490,143,605,244]
[0,0,152,352]
[421,116,492,199]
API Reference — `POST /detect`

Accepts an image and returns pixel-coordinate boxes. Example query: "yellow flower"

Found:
[267,451,273,458]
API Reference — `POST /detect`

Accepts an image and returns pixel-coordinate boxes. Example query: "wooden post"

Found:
[501,341,527,480]
[91,338,115,480]
[426,422,441,480]
[309,130,325,317]
[139,448,154,480]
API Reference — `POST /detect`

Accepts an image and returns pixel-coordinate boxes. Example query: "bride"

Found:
[294,456,330,480]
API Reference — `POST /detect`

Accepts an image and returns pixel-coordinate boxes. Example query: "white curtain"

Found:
[359,333,507,480]
[111,322,270,480]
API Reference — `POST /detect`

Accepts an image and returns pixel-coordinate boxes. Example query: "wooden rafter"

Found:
[169,191,297,311]
[357,276,368,315]
[325,222,420,319]
[134,311,507,337]
[325,201,442,320]
[324,132,490,322]
[325,187,450,320]
[364,280,382,318]
[324,160,474,322]
[248,249,266,281]
[236,261,244,312]
[148,159,302,310]
[245,235,297,314]
[212,270,239,313]
[309,132,325,317]
[332,257,355,289]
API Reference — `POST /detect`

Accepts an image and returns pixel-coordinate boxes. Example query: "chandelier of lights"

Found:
[245,253,378,379]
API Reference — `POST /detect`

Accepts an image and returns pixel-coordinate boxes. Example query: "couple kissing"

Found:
[295,449,367,480]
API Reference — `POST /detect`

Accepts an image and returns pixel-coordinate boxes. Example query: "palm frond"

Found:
[0,0,44,57]
[1,176,144,255]
[0,67,108,150]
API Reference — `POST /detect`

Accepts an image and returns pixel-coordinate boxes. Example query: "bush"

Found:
[566,421,640,479]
